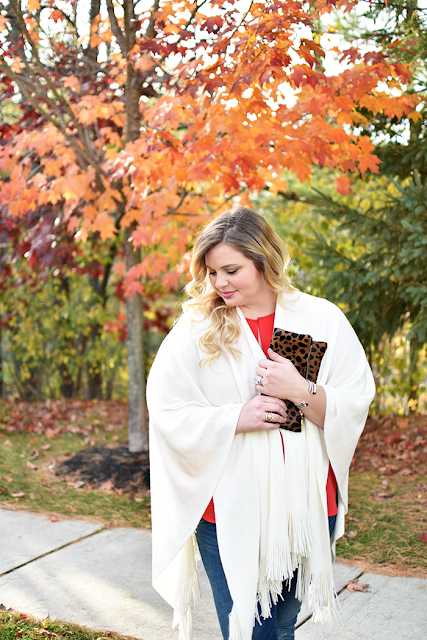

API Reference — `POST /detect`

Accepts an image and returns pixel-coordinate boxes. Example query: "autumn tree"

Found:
[0,0,418,449]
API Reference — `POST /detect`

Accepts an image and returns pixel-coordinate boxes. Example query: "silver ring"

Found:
[256,376,263,386]
[265,411,273,423]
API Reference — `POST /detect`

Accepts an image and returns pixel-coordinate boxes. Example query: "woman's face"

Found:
[205,243,273,312]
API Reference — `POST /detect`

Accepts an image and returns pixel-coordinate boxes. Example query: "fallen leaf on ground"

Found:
[99,479,114,492]
[41,482,51,487]
[27,461,39,470]
[347,530,358,538]
[398,468,414,476]
[3,440,12,446]
[420,532,427,543]
[48,516,61,522]
[372,490,394,501]
[73,480,85,489]
[41,444,51,450]
[345,579,370,593]
[0,487,8,494]
[6,477,12,482]
[11,492,25,498]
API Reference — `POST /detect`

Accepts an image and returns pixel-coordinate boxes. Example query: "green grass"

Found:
[0,610,138,640]
[0,405,150,529]
[336,470,427,571]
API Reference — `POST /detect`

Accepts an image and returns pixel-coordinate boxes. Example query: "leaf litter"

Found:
[1,399,151,494]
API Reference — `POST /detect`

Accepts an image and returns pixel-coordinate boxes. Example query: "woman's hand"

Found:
[256,349,326,428]
[255,349,307,402]
[235,395,287,434]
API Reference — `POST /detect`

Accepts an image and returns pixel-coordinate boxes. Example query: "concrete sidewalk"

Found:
[0,508,426,639]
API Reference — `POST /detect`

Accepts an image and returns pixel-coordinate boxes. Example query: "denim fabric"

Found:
[195,516,336,640]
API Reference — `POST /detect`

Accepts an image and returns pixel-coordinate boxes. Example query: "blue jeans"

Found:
[196,516,336,640]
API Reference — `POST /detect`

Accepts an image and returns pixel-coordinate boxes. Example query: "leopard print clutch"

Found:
[268,329,328,432]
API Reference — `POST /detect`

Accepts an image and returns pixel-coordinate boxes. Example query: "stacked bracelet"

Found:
[308,380,317,394]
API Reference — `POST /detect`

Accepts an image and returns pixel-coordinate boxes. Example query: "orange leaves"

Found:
[358,153,381,176]
[27,0,40,12]
[0,0,422,287]
[334,175,353,195]
[75,95,125,127]
[63,75,81,93]
[90,34,102,48]
[10,58,25,74]
[134,54,154,73]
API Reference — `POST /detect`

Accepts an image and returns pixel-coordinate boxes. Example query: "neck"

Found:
[239,290,277,320]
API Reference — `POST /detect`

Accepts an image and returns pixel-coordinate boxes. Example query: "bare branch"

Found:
[106,0,127,55]
[166,189,189,215]
[145,0,160,39]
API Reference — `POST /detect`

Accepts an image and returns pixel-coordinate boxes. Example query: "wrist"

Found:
[289,377,310,404]
[291,379,317,405]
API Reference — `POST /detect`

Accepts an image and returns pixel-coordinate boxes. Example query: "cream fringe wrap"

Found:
[147,293,375,640]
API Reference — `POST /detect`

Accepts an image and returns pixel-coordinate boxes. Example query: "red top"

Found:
[202,313,337,523]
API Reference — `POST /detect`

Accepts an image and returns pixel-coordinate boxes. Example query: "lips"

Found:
[221,291,236,299]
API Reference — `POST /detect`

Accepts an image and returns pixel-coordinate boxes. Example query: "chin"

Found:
[219,294,240,307]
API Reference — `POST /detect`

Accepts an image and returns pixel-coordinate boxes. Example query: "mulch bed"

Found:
[55,445,150,494]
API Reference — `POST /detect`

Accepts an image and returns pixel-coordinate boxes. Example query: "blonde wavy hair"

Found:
[182,207,297,366]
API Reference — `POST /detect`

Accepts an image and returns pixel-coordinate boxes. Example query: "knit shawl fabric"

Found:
[147,292,375,640]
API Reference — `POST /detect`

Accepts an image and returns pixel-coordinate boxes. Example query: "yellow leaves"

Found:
[64,75,81,93]
[0,16,8,31]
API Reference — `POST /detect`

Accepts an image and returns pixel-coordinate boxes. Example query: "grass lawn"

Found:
[336,414,427,574]
[1,401,426,573]
[0,610,138,640]
[0,400,150,529]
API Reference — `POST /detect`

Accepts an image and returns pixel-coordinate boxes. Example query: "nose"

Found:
[215,273,229,289]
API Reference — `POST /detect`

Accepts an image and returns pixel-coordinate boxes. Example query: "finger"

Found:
[262,406,287,422]
[267,348,287,363]
[261,396,287,411]
[257,358,270,370]
[264,423,281,431]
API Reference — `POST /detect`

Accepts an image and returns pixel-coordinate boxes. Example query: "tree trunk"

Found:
[408,336,421,413]
[121,0,149,452]
[124,223,148,452]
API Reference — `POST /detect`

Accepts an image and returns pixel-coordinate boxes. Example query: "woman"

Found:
[147,207,375,640]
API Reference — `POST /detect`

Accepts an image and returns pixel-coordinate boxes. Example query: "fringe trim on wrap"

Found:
[256,509,315,621]
[296,563,339,624]
[287,509,314,558]
[172,536,201,640]
[172,569,201,640]
[228,605,243,640]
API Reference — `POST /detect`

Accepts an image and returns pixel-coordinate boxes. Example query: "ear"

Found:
[268,348,286,363]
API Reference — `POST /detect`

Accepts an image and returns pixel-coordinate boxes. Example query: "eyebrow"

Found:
[206,263,239,270]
